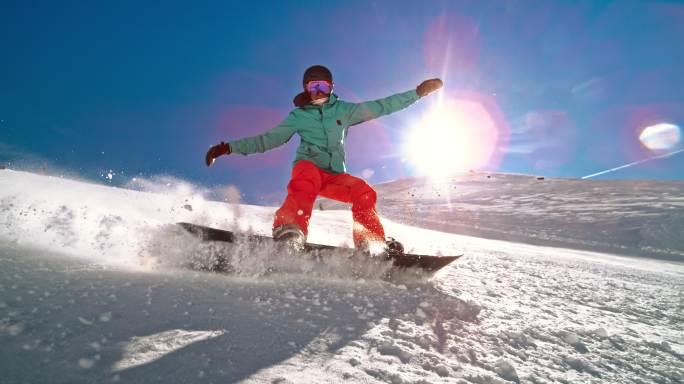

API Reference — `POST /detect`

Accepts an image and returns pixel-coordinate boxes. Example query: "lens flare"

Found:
[639,123,681,151]
[404,98,500,179]
[423,12,481,73]
[582,148,684,179]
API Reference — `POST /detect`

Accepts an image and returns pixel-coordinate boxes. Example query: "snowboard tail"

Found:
[177,222,461,272]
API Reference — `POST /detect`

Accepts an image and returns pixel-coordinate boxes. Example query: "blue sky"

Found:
[2,1,683,203]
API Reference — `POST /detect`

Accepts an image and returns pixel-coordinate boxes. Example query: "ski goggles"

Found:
[305,80,332,94]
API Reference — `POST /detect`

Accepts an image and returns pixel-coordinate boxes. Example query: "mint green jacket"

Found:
[229,89,421,173]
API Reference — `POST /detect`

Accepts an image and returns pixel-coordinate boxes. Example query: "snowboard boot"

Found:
[272,224,306,252]
[355,237,404,259]
[384,237,404,259]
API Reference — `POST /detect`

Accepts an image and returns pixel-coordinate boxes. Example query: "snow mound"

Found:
[322,172,684,261]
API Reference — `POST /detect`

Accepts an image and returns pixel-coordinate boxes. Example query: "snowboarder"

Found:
[205,65,442,253]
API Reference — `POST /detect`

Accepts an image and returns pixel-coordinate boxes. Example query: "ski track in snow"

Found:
[1,169,683,383]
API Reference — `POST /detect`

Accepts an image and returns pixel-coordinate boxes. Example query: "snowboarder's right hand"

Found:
[205,142,231,167]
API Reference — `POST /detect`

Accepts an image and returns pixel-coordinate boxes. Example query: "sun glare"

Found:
[405,98,499,179]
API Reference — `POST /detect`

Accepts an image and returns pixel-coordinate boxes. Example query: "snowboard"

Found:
[177,222,461,272]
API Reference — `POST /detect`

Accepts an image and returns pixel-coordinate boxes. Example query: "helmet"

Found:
[302,65,333,88]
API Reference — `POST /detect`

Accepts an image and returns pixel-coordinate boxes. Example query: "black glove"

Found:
[205,142,231,167]
[416,78,443,97]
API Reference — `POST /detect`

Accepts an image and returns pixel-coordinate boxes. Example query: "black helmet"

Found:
[302,65,333,88]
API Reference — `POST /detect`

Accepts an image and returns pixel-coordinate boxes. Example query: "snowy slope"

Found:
[1,169,683,383]
[321,173,684,261]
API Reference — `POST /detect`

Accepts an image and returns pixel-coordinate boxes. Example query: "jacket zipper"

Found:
[318,107,332,168]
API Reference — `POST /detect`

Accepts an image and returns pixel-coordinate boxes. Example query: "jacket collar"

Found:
[293,92,338,108]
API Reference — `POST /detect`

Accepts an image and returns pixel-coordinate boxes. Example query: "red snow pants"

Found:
[273,160,385,246]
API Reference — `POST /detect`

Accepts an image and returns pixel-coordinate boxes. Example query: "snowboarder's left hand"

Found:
[416,78,443,97]
[205,142,231,167]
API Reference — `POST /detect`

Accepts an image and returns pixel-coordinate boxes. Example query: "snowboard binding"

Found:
[354,237,405,260]
[384,237,404,258]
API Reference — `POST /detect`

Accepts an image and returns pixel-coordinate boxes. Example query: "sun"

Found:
[404,98,499,179]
